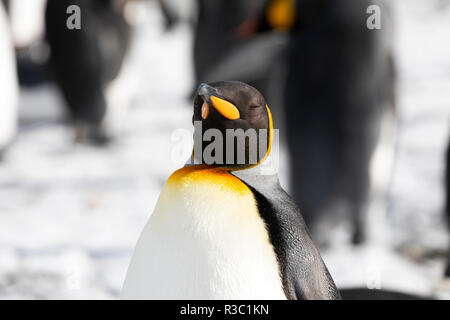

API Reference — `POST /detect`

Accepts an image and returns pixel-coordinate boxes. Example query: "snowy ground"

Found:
[0,0,449,299]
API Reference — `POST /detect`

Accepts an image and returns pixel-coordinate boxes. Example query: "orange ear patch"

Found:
[210,96,240,120]
[266,0,295,31]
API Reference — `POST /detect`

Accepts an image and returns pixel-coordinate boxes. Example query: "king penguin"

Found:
[45,0,132,145]
[122,81,341,300]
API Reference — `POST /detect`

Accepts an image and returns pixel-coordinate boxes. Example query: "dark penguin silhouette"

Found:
[45,0,131,144]
[122,81,340,299]
[284,0,395,246]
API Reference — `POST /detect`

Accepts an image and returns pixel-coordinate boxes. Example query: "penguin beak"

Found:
[197,83,240,120]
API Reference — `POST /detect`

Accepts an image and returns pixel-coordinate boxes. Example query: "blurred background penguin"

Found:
[45,0,134,145]
[284,0,395,247]
[0,0,18,161]
[2,0,178,146]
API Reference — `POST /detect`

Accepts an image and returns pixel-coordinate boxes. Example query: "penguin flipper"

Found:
[235,173,341,300]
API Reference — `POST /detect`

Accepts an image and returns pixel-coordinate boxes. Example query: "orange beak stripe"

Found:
[201,102,210,119]
[210,96,240,120]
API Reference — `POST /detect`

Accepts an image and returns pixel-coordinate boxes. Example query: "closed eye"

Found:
[250,105,260,109]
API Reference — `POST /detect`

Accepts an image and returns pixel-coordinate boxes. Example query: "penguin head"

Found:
[192,81,273,170]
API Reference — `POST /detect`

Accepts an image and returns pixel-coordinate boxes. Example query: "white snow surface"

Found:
[0,0,449,299]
